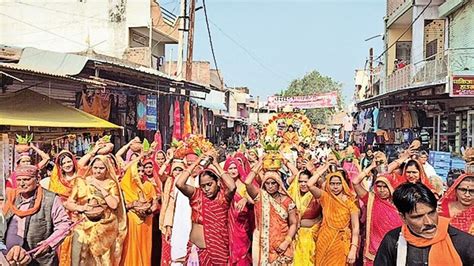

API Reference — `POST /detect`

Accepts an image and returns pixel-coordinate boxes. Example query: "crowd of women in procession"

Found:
[1,133,473,266]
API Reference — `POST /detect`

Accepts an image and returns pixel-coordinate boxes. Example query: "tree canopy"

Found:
[280,70,343,125]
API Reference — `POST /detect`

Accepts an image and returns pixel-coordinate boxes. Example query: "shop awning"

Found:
[0,89,122,129]
[190,89,227,111]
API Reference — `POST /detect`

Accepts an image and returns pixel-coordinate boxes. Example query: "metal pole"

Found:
[437,114,441,151]
[369,48,373,97]
[185,0,196,81]
[176,0,187,81]
[256,96,260,123]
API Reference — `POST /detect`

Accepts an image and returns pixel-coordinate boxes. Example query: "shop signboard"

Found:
[146,95,158,131]
[267,91,338,110]
[451,76,474,97]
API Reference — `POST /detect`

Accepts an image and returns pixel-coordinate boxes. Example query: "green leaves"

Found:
[16,133,33,144]
[280,70,343,125]
[143,138,150,152]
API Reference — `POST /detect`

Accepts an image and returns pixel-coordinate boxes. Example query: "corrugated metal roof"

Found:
[17,48,89,75]
[0,63,105,86]
[2,47,209,92]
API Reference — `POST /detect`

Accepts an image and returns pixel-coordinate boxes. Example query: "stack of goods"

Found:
[429,151,451,181]
[450,157,466,171]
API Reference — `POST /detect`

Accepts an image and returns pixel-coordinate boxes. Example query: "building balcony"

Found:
[386,0,413,27]
[151,0,179,43]
[380,48,474,93]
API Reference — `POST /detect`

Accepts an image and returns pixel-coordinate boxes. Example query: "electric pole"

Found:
[176,0,187,81]
[369,47,373,98]
[185,0,196,81]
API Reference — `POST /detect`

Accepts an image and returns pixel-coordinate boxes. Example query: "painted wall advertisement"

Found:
[451,76,474,97]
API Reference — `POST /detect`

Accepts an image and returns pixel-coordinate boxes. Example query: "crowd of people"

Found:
[1,134,473,266]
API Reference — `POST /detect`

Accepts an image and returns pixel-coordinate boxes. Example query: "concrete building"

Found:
[0,0,179,70]
[357,0,474,153]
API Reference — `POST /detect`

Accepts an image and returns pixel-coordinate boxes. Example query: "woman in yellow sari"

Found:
[308,165,360,266]
[65,155,127,266]
[120,159,159,266]
[47,150,79,266]
[287,169,322,265]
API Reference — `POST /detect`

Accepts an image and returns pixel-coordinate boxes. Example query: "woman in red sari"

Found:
[390,159,434,191]
[245,161,298,265]
[439,174,474,235]
[352,170,402,266]
[224,157,253,265]
[176,152,236,264]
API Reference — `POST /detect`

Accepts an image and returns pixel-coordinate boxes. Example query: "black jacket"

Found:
[374,225,474,266]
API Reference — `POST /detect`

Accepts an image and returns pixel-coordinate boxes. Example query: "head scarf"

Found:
[49,150,78,198]
[234,152,251,176]
[224,158,247,182]
[441,174,473,204]
[372,174,395,196]
[141,158,162,190]
[324,170,355,199]
[154,150,167,165]
[439,174,474,234]
[170,159,185,178]
[9,153,33,188]
[16,152,31,165]
[401,159,433,190]
[3,165,43,218]
[261,170,289,197]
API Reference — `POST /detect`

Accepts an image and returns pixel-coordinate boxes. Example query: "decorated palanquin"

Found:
[261,112,315,153]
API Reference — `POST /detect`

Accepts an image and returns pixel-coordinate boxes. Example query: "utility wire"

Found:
[209,20,291,83]
[375,0,432,61]
[202,0,223,87]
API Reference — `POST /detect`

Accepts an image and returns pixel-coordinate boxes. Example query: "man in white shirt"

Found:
[419,151,437,178]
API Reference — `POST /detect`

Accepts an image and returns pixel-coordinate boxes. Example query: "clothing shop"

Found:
[354,77,474,160]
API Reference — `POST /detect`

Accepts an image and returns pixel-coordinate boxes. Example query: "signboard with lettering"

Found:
[451,76,474,97]
[267,91,338,110]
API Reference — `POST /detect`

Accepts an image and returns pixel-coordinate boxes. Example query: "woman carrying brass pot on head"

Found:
[65,155,127,266]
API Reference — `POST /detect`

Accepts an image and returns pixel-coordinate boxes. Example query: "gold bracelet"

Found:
[350,243,358,248]
[285,236,292,242]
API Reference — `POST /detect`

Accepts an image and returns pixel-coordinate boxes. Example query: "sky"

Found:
[164,0,385,103]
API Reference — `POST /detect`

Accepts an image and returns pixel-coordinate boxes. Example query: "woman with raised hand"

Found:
[308,165,359,266]
[245,159,298,265]
[176,151,236,264]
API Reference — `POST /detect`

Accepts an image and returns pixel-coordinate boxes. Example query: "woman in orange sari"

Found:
[120,160,159,266]
[48,151,80,266]
[439,174,474,234]
[245,161,298,265]
[308,166,359,266]
[65,155,127,266]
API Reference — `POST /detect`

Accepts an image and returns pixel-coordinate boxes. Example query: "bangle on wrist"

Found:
[350,243,358,248]
[284,236,292,242]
